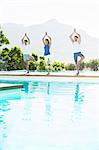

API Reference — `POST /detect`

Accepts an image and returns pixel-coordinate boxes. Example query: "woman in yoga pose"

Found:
[69,29,85,75]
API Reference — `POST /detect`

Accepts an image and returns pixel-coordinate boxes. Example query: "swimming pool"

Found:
[0,79,99,150]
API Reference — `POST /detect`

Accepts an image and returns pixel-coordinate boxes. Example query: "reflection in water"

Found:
[22,81,40,121]
[23,82,29,93]
[47,82,50,95]
[44,82,52,122]
[0,99,10,150]
[22,98,32,121]
[75,83,79,102]
[74,83,84,102]
[72,83,85,122]
[22,81,52,123]
[23,81,39,94]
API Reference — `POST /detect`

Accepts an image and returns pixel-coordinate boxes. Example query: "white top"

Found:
[73,42,80,53]
[23,45,31,55]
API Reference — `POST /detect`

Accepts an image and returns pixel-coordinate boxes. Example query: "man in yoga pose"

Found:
[69,29,85,75]
[22,33,33,73]
[42,32,52,74]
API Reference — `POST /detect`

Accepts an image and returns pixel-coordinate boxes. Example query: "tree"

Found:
[1,47,24,70]
[0,27,10,70]
[1,48,10,70]
[0,27,9,47]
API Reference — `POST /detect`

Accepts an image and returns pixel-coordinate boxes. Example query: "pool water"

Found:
[0,80,99,150]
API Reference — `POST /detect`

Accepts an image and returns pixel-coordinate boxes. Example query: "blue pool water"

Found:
[0,80,99,150]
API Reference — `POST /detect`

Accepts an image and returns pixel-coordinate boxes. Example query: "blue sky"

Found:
[0,0,99,37]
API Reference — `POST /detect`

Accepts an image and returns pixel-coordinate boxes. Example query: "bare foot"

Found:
[76,71,79,76]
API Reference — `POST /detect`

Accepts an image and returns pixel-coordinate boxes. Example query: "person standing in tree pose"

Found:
[42,32,52,74]
[69,29,85,75]
[22,33,33,74]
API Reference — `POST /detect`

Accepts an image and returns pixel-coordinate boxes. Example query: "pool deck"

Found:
[0,71,99,78]
[0,83,23,90]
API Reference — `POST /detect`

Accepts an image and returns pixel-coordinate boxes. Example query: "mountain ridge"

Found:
[0,19,99,63]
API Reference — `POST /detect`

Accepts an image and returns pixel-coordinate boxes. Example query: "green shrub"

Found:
[65,63,75,70]
[88,59,99,71]
[37,59,46,71]
[29,60,38,71]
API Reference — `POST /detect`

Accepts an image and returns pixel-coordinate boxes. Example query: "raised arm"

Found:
[42,32,47,45]
[47,35,52,45]
[78,34,81,44]
[22,38,24,44]
[74,29,81,44]
[26,36,30,44]
[75,33,81,44]
[69,32,74,43]
[21,35,25,44]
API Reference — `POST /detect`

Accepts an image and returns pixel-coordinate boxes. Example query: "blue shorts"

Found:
[74,52,84,64]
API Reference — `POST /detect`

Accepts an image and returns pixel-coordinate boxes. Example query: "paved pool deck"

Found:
[0,71,99,78]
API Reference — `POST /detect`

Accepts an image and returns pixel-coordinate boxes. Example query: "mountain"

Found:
[1,19,99,63]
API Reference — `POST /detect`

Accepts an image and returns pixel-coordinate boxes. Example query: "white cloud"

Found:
[0,0,99,37]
